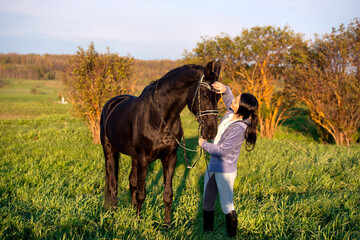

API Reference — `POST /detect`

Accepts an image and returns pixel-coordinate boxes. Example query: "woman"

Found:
[198,81,259,238]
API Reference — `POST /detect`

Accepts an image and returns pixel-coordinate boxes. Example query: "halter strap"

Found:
[193,75,219,119]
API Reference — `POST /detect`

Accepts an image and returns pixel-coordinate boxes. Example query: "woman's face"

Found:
[230,95,241,113]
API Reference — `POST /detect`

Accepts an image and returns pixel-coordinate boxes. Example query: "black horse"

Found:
[100,61,221,224]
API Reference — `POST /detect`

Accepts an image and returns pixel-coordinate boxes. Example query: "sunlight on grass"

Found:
[1,79,360,239]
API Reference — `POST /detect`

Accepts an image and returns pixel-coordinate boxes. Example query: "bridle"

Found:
[191,74,219,122]
[154,73,219,168]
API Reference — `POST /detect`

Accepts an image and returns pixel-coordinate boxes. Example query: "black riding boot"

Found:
[225,210,237,238]
[203,210,215,232]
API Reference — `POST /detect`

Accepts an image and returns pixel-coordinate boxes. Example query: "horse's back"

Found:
[101,94,138,154]
[102,95,134,117]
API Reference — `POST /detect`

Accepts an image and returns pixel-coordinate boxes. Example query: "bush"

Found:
[286,18,360,145]
[63,42,135,144]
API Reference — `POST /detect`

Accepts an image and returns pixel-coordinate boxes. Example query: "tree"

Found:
[286,18,360,145]
[183,26,305,138]
[63,42,135,144]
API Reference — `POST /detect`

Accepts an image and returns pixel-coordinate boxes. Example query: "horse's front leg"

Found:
[136,152,149,216]
[129,156,138,207]
[161,151,177,225]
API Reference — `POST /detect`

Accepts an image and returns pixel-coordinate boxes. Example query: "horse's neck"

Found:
[154,80,196,125]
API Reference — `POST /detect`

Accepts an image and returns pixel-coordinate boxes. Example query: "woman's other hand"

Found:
[212,82,227,94]
[198,138,206,146]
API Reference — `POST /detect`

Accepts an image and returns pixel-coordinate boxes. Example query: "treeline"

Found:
[0,53,179,86]
[0,53,70,80]
[183,18,360,145]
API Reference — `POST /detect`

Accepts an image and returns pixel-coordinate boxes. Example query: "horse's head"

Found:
[188,61,221,140]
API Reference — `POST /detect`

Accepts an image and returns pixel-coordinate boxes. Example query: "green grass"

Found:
[1,79,360,239]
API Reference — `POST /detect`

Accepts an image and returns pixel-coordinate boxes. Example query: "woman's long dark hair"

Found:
[236,93,259,151]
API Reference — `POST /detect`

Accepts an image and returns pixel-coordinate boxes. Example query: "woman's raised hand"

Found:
[212,82,227,94]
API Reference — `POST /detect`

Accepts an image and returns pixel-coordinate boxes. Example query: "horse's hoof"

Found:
[163,222,172,231]
[131,202,138,209]
[104,202,118,212]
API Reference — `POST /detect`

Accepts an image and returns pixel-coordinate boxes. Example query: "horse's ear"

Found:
[213,61,221,79]
[204,61,213,77]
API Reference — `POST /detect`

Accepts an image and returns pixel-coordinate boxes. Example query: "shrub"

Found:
[286,18,360,145]
[63,42,135,144]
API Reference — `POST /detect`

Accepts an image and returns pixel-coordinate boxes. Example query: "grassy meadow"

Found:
[1,79,360,239]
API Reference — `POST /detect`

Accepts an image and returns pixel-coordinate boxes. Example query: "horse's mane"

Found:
[149,64,202,85]
[159,64,202,82]
[139,64,203,98]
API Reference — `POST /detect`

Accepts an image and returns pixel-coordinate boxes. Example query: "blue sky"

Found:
[0,0,359,60]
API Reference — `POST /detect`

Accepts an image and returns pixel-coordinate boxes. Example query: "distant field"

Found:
[1,79,360,239]
[0,78,70,119]
[0,78,63,101]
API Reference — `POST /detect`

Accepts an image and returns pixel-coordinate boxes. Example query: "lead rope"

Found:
[177,116,203,169]
[154,79,201,169]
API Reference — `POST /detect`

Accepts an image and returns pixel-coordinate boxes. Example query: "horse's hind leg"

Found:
[103,140,120,211]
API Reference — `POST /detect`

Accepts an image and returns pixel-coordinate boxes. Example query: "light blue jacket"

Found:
[201,86,248,173]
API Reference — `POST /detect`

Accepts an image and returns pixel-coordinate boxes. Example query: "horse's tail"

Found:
[100,103,108,145]
[100,95,133,144]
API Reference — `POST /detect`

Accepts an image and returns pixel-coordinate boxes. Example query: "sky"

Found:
[0,0,359,60]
